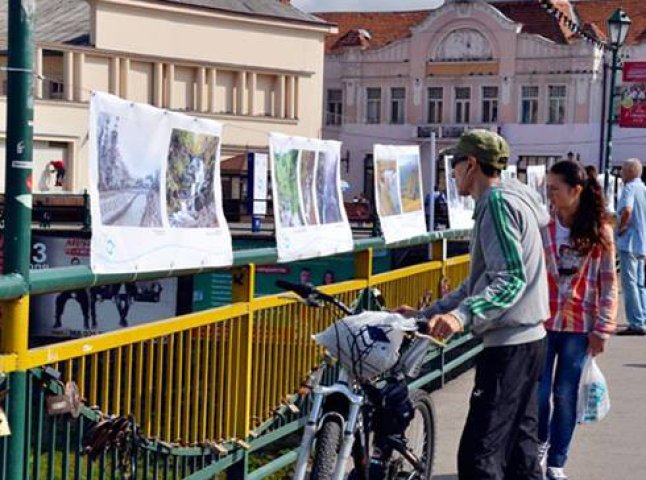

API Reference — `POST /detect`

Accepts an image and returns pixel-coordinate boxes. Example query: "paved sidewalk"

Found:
[431,335,646,479]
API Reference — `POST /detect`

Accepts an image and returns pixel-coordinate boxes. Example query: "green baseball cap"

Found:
[448,129,510,171]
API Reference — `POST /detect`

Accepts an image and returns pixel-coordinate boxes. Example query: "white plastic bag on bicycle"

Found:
[313,311,417,381]
[576,355,610,424]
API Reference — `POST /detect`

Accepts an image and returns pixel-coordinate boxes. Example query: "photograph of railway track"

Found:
[96,112,162,228]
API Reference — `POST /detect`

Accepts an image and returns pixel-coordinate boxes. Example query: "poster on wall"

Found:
[526,165,548,209]
[444,155,475,230]
[373,145,426,243]
[89,92,233,274]
[0,233,178,339]
[269,133,353,263]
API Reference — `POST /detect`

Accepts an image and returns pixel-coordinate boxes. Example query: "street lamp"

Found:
[603,8,631,195]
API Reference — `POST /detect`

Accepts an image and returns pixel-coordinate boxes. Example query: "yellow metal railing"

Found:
[0,246,470,446]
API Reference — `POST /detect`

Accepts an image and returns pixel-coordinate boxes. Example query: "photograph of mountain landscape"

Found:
[299,150,318,225]
[96,112,162,227]
[274,149,305,228]
[398,153,422,213]
[166,129,220,228]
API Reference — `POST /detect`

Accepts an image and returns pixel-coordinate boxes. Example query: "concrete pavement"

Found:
[431,335,646,480]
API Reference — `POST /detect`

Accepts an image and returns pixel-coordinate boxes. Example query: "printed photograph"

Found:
[96,112,162,227]
[375,158,402,217]
[299,150,318,225]
[398,153,423,213]
[274,149,305,228]
[315,150,343,224]
[166,129,220,228]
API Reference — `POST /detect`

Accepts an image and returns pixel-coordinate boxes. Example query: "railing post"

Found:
[228,263,255,480]
[2,2,35,480]
[354,248,373,286]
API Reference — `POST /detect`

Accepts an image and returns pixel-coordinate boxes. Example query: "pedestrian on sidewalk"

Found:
[396,129,550,480]
[538,160,618,480]
[615,158,646,336]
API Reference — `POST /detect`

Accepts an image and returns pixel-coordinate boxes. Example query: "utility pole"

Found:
[2,1,35,480]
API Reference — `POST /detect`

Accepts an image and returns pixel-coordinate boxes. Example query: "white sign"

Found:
[598,173,623,213]
[89,92,233,273]
[527,165,548,209]
[501,164,517,181]
[269,133,353,262]
[252,153,269,216]
[444,155,475,230]
[373,145,427,243]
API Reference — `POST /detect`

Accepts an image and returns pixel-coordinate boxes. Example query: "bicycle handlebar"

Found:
[275,279,353,315]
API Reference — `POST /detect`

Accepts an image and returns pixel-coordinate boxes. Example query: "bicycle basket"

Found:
[313,311,417,381]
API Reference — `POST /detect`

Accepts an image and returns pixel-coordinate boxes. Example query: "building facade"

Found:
[320,0,646,198]
[0,0,334,196]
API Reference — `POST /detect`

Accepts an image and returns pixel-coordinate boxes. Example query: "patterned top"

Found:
[542,220,618,336]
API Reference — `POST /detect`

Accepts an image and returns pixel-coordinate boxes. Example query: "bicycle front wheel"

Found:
[311,417,343,480]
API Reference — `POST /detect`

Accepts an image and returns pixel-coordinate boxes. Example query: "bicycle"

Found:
[275,280,438,480]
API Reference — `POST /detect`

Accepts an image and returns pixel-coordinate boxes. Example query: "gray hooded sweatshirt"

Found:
[423,179,550,347]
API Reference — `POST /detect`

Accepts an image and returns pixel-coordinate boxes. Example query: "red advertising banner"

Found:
[623,62,646,82]
[619,85,646,128]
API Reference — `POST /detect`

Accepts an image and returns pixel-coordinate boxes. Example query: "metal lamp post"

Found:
[603,8,631,195]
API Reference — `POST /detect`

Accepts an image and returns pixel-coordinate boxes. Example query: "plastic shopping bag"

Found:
[576,355,610,424]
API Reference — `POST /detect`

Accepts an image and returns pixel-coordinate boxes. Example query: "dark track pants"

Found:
[458,337,547,480]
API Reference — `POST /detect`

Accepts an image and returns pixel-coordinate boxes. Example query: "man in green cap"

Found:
[397,129,550,479]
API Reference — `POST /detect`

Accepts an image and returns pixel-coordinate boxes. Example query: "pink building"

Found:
[319,0,646,198]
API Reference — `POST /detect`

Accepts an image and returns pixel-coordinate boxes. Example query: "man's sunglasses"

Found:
[450,155,469,169]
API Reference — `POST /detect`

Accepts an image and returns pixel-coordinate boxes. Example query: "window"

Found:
[49,81,64,100]
[390,87,406,124]
[326,89,343,126]
[366,87,381,124]
[455,87,471,124]
[548,85,566,124]
[521,86,539,124]
[481,86,499,123]
[427,87,443,123]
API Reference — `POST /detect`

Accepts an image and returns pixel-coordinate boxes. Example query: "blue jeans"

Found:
[619,251,646,329]
[538,331,588,468]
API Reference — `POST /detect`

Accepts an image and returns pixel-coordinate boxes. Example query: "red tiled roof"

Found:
[495,0,575,44]
[316,11,430,53]
[573,0,646,45]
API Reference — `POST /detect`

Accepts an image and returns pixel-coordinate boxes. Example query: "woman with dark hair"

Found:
[538,161,618,480]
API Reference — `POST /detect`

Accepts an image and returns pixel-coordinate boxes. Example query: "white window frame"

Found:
[326,88,343,126]
[427,87,443,124]
[481,86,499,123]
[366,87,382,124]
[520,85,540,124]
[390,87,406,124]
[547,84,567,124]
[454,86,471,124]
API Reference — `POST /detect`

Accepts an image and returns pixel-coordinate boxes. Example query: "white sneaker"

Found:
[546,466,568,480]
[538,442,549,470]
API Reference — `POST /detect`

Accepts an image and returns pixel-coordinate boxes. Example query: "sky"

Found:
[292,0,444,13]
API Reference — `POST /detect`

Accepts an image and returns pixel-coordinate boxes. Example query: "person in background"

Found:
[538,161,618,480]
[584,165,598,182]
[615,158,646,335]
[322,270,335,285]
[299,268,312,285]
[396,129,549,480]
